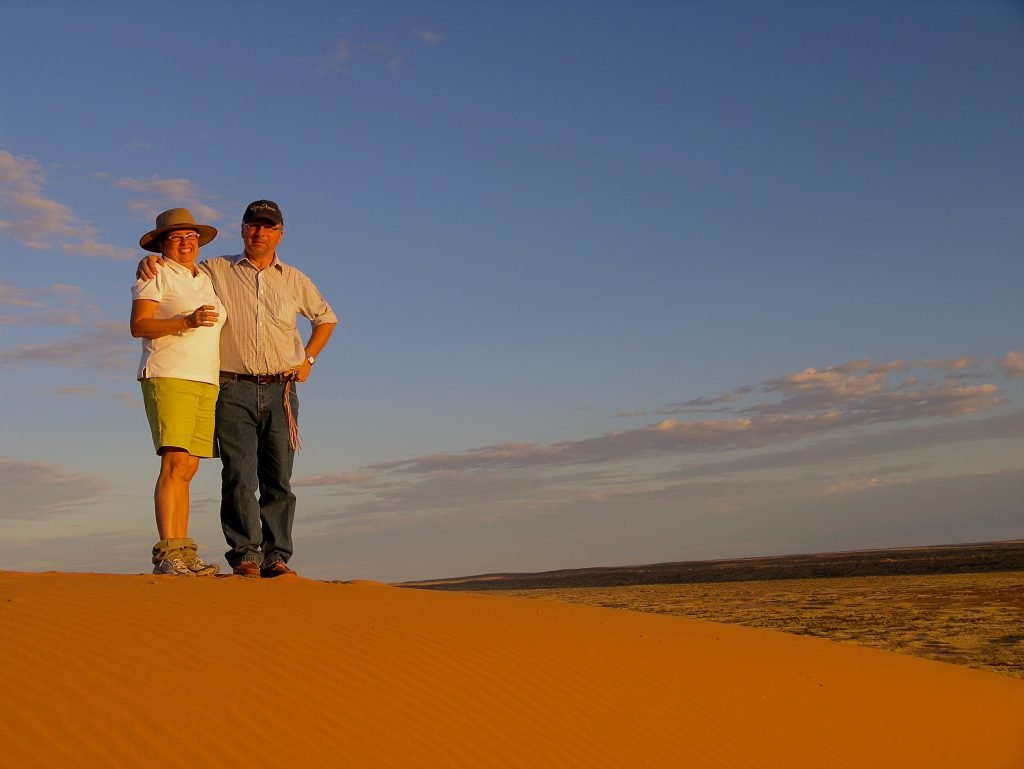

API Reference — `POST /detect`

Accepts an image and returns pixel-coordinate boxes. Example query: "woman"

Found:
[131,208,226,576]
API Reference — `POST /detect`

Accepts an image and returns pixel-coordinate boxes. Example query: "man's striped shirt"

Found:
[200,254,337,375]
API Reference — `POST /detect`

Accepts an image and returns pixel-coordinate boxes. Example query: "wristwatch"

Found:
[305,355,316,366]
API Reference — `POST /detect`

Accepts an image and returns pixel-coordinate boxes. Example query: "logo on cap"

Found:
[243,200,283,225]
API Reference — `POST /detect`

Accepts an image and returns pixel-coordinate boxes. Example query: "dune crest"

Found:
[1,571,1022,768]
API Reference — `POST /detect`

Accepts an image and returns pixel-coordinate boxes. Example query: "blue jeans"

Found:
[216,378,298,567]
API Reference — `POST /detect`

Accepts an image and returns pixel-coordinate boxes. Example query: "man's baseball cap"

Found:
[242,200,284,226]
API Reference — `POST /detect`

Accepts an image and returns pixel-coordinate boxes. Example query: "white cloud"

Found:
[111,391,143,408]
[53,386,99,396]
[0,530,148,573]
[0,280,94,326]
[664,408,1024,481]
[820,475,911,496]
[316,39,413,76]
[311,353,1018,505]
[276,351,1022,580]
[763,365,893,400]
[1000,351,1024,379]
[63,239,136,261]
[0,280,44,308]
[0,152,78,247]
[294,472,375,487]
[0,320,135,371]
[52,386,142,408]
[0,457,111,520]
[317,40,354,74]
[656,386,755,415]
[114,176,222,223]
[917,356,975,372]
[414,28,443,45]
[369,375,1003,475]
[310,465,617,529]
[0,280,137,372]
[0,311,86,326]
[0,149,132,259]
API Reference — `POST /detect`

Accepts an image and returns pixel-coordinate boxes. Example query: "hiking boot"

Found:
[153,558,196,577]
[232,561,261,579]
[185,553,219,577]
[260,561,298,579]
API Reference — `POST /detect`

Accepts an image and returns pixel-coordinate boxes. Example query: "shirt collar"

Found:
[232,252,284,271]
[160,257,201,277]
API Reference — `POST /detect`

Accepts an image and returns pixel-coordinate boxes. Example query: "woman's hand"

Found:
[186,305,219,328]
[132,301,218,339]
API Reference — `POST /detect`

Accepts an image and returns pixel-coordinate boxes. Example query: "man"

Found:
[139,200,337,578]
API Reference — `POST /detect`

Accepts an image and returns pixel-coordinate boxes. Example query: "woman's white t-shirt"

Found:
[132,258,226,385]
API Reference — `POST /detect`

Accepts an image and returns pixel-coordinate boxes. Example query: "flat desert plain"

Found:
[500,570,1024,679]
[2,569,1024,769]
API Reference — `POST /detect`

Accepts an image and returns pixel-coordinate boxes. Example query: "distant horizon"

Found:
[399,538,1024,585]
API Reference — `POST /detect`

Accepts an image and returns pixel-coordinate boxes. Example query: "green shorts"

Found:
[141,378,219,458]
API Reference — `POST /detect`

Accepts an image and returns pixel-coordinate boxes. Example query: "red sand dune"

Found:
[1,570,1022,768]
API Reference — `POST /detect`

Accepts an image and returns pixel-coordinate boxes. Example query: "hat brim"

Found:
[140,224,218,253]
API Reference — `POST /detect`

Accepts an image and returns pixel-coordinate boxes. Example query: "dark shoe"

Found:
[232,561,261,579]
[260,562,297,579]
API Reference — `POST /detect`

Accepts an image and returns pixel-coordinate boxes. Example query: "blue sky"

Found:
[1,1,1021,582]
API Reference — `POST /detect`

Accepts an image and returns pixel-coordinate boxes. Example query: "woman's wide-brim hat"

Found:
[139,208,218,253]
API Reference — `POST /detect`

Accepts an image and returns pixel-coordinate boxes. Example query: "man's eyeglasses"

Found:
[165,232,200,244]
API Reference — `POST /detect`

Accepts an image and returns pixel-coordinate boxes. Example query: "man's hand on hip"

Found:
[292,358,313,382]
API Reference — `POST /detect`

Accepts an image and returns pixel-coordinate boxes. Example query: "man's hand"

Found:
[136,254,162,281]
[291,358,313,382]
[290,323,335,384]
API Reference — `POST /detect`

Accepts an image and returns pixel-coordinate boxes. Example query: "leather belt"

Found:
[220,371,290,384]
